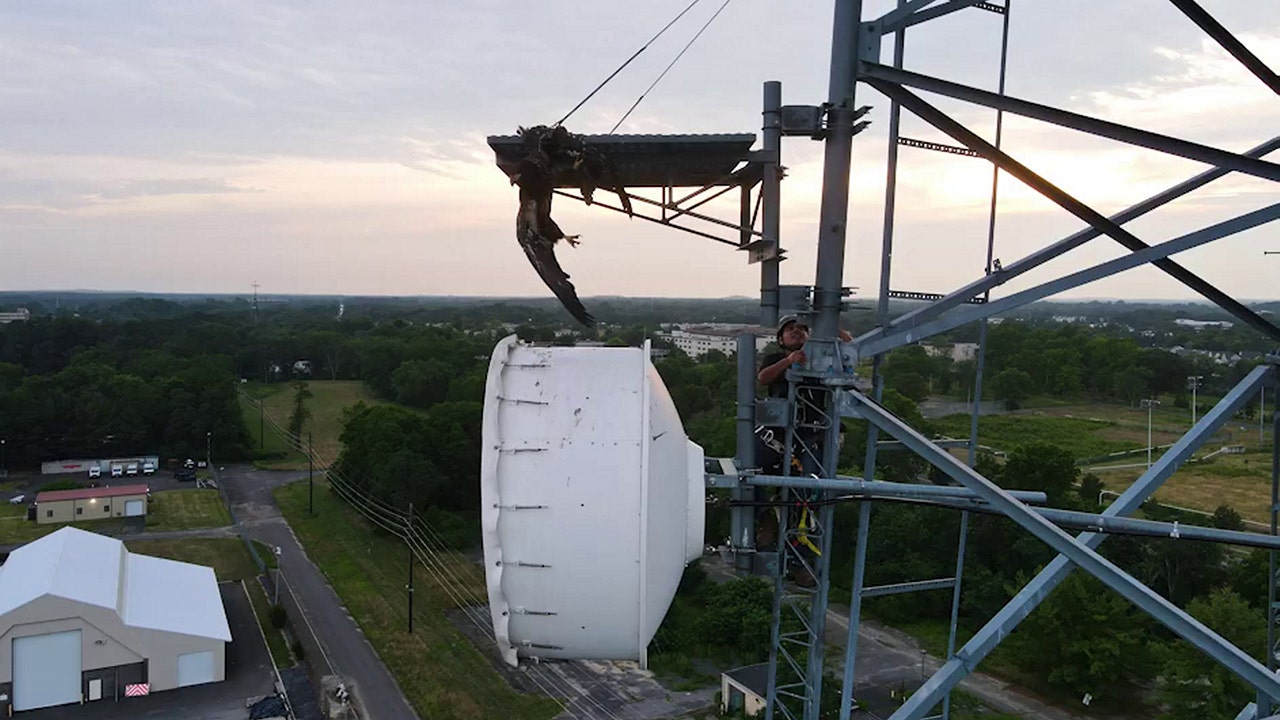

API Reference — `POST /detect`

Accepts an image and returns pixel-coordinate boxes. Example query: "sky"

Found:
[1,0,1278,304]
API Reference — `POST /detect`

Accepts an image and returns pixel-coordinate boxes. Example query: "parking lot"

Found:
[18,582,277,720]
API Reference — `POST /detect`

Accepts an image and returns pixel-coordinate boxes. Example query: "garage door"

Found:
[13,630,81,711]
[177,650,215,687]
[124,499,144,516]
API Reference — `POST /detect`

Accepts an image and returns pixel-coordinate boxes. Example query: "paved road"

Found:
[219,465,419,720]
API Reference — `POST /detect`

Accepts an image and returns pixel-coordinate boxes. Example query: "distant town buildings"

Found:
[1170,346,1261,365]
[0,307,31,324]
[655,324,773,358]
[1174,318,1234,330]
[922,342,978,363]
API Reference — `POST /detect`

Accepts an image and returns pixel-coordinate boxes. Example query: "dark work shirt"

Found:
[759,351,790,398]
[759,350,826,428]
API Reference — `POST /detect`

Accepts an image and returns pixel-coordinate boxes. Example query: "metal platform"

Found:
[487,133,757,188]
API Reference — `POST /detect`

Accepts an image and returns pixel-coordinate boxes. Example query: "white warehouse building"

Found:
[0,527,231,712]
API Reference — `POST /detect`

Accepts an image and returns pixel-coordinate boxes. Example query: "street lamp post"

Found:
[273,546,283,604]
[1,438,6,478]
[206,432,212,468]
[1187,375,1204,424]
[1141,398,1161,468]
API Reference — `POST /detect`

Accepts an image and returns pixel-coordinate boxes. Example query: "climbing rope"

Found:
[609,0,738,133]
[555,0,706,127]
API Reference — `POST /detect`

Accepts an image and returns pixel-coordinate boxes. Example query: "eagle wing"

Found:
[517,192,595,327]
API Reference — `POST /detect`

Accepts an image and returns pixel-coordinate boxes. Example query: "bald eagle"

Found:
[508,125,632,328]
[513,147,594,327]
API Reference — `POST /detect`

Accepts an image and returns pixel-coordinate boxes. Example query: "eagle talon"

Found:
[564,235,581,247]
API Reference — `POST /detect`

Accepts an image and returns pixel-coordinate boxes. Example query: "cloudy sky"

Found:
[2,0,1277,304]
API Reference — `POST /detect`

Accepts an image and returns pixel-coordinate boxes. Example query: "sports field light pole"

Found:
[1188,375,1204,424]
[1141,398,1161,468]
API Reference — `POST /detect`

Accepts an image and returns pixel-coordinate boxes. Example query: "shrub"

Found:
[269,604,287,629]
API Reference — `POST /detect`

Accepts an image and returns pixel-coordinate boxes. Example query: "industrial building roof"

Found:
[0,527,231,642]
[36,483,149,503]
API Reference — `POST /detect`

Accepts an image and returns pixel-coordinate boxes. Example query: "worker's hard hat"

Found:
[777,314,808,342]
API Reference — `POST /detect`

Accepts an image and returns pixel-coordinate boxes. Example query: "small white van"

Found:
[110,465,124,478]
[88,466,102,479]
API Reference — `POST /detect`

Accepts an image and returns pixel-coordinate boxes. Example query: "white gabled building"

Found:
[0,527,231,712]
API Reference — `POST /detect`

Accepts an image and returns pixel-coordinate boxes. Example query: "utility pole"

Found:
[259,400,265,450]
[1,438,6,479]
[252,281,260,325]
[206,431,212,469]
[308,430,314,516]
[1187,375,1204,424]
[407,502,414,634]
[1141,398,1161,468]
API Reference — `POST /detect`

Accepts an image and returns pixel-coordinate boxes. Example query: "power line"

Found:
[555,0,705,126]
[610,0,737,133]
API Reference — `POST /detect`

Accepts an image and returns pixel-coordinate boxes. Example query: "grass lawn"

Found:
[126,538,262,581]
[146,489,232,531]
[241,380,388,470]
[274,478,559,720]
[245,577,295,669]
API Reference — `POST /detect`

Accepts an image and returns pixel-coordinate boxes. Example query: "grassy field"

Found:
[245,577,295,668]
[936,397,1263,460]
[126,538,261,581]
[932,397,1274,522]
[933,414,1143,460]
[0,488,234,545]
[241,380,388,470]
[274,478,559,720]
[1095,449,1275,525]
[145,489,232,531]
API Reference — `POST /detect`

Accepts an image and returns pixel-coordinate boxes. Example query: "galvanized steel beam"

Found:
[850,382,1280,711]
[857,203,1280,356]
[863,577,957,598]
[746,474,1046,503]
[859,63,1280,183]
[882,365,1277,720]
[853,135,1280,349]
[1167,0,1280,96]
[858,78,1280,345]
